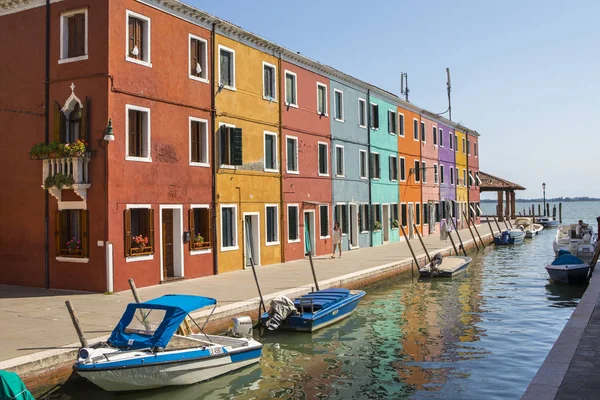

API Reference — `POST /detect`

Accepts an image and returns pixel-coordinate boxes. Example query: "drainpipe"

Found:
[210,22,218,275]
[44,0,50,289]
[277,51,285,262]
[367,89,372,247]
[466,130,470,223]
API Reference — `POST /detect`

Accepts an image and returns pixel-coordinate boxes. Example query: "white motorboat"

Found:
[419,253,472,277]
[494,229,526,245]
[536,216,560,229]
[545,251,590,284]
[553,223,597,262]
[73,295,262,392]
[514,217,544,238]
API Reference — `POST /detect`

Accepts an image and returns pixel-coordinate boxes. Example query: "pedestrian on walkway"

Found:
[332,221,342,258]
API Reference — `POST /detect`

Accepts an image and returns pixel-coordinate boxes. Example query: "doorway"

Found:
[408,203,414,239]
[304,210,316,256]
[243,213,260,268]
[349,204,359,248]
[382,204,390,242]
[160,205,183,281]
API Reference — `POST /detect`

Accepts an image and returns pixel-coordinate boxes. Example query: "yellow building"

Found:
[214,34,282,272]
[454,128,468,227]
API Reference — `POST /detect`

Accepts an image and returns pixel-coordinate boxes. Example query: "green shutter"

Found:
[231,128,243,166]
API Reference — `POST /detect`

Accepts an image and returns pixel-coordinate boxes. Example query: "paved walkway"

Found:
[0,222,495,365]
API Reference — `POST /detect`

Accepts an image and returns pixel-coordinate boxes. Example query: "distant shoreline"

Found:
[481,198,600,203]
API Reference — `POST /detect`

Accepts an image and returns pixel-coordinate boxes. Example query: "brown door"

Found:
[162,209,174,278]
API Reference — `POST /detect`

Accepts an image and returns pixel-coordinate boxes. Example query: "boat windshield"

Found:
[124,308,167,336]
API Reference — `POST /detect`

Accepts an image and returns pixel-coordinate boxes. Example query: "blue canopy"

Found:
[552,254,585,265]
[557,250,572,257]
[108,294,216,350]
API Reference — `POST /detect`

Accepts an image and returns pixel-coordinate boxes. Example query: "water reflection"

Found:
[545,282,586,308]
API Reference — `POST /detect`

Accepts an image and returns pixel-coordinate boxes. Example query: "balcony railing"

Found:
[42,155,91,201]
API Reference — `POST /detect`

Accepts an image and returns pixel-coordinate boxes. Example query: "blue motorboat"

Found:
[494,229,526,245]
[260,288,365,332]
[545,251,590,284]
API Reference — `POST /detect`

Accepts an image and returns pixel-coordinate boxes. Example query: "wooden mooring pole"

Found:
[448,230,459,255]
[413,224,432,263]
[462,211,479,251]
[65,300,88,348]
[469,214,486,248]
[559,203,562,223]
[305,224,320,292]
[401,225,420,277]
[449,217,468,256]
[486,216,496,236]
[493,216,503,233]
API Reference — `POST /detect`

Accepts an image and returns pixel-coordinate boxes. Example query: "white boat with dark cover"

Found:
[419,253,472,277]
[514,217,543,238]
[494,229,526,245]
[74,295,262,392]
[536,216,560,229]
[545,251,590,284]
[553,223,597,262]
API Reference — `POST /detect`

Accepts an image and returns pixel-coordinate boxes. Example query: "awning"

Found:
[475,172,482,186]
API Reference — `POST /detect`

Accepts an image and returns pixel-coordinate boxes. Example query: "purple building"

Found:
[438,121,456,224]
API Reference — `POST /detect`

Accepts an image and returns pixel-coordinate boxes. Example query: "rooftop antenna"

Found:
[401,72,409,102]
[446,67,452,121]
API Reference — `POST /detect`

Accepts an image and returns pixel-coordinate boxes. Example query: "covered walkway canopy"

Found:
[479,171,526,221]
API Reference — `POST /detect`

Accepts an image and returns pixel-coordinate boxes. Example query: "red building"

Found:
[281,58,333,261]
[467,131,481,223]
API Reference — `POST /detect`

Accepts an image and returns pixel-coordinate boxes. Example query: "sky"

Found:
[189,0,600,199]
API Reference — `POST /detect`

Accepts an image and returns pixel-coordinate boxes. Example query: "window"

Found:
[190,118,209,166]
[450,167,454,185]
[468,170,474,187]
[449,132,453,150]
[286,136,298,173]
[370,103,379,129]
[334,89,344,121]
[220,205,237,250]
[335,145,345,177]
[462,137,466,154]
[60,9,87,62]
[391,204,399,226]
[420,121,426,142]
[285,71,298,106]
[434,164,438,184]
[124,207,154,258]
[454,135,458,152]
[126,10,151,66]
[359,149,368,179]
[416,203,421,225]
[58,101,84,143]
[189,35,208,82]
[219,125,243,167]
[456,167,460,185]
[265,205,279,245]
[401,204,407,227]
[264,132,278,172]
[320,205,329,238]
[359,204,370,232]
[388,110,397,134]
[439,128,444,147]
[421,161,427,183]
[441,200,447,219]
[372,204,381,226]
[433,126,437,145]
[358,99,366,128]
[56,209,88,258]
[218,45,235,90]
[436,203,441,223]
[126,105,151,161]
[413,119,419,140]
[476,202,481,217]
[399,157,406,181]
[422,203,428,225]
[399,113,405,137]
[370,153,380,180]
[263,62,276,100]
[467,139,470,155]
[414,160,420,182]
[189,207,211,252]
[335,204,348,234]
[287,205,300,243]
[475,171,481,186]
[317,83,327,116]
[440,164,445,184]
[389,156,398,181]
[475,142,478,157]
[318,142,328,176]
[463,169,467,186]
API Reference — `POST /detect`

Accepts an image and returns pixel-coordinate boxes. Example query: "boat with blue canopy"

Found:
[73,294,262,392]
[545,250,590,284]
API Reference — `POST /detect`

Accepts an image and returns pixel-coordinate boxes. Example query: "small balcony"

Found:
[42,155,91,201]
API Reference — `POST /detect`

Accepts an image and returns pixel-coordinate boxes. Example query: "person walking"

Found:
[331,221,342,258]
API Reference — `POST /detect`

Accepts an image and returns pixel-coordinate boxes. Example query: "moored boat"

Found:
[545,251,590,284]
[515,217,543,238]
[419,253,472,278]
[494,229,526,245]
[553,223,597,262]
[535,216,560,229]
[74,294,262,392]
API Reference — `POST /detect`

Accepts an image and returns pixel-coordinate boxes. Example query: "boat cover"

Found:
[552,254,585,265]
[293,288,351,311]
[557,250,572,257]
[108,294,216,350]
[265,296,297,331]
[0,370,34,400]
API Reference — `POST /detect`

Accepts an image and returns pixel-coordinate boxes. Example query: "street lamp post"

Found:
[542,182,546,216]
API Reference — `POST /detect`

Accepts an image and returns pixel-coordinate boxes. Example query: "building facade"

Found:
[420,114,440,236]
[467,131,481,223]
[454,128,468,229]
[437,121,456,230]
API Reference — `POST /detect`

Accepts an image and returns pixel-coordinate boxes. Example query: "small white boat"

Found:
[494,229,526,245]
[545,251,590,284]
[553,223,597,262]
[419,253,472,277]
[74,295,262,392]
[514,217,544,238]
[536,216,560,229]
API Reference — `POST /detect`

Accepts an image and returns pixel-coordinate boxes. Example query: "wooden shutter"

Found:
[190,39,198,76]
[208,208,213,248]
[191,122,198,162]
[124,209,131,257]
[81,97,90,144]
[231,128,243,166]
[128,17,135,58]
[148,208,155,254]
[82,210,89,257]
[188,208,194,251]
[55,211,61,256]
[74,13,85,57]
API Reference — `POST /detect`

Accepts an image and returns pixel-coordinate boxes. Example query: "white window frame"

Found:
[463,169,467,187]
[319,204,330,239]
[462,137,466,154]
[218,122,237,169]
[414,160,421,183]
[335,144,345,177]
[263,131,278,173]
[286,135,299,174]
[370,103,379,130]
[422,161,427,183]
[287,204,300,243]
[188,34,208,83]
[388,109,397,135]
[318,141,329,177]
[125,204,154,263]
[360,203,370,233]
[455,134,459,152]
[262,61,277,101]
[125,10,152,68]
[189,116,209,167]
[220,204,238,251]
[264,204,280,246]
[389,155,398,182]
[450,167,455,185]
[390,202,399,229]
[399,156,406,182]
[59,8,88,64]
[358,98,367,128]
[440,164,445,184]
[217,44,236,91]
[449,132,453,150]
[398,112,405,137]
[284,70,298,108]
[434,163,439,184]
[333,89,344,122]
[190,204,211,255]
[439,128,444,147]
[316,82,328,116]
[359,149,368,180]
[421,121,426,143]
[125,104,152,162]
[413,118,419,141]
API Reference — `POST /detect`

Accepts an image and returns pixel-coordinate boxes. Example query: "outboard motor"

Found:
[501,230,511,245]
[229,316,253,338]
[265,296,297,331]
[430,252,443,277]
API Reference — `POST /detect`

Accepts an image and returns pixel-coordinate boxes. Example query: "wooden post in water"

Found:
[503,218,510,230]
[559,203,562,223]
[552,204,557,219]
[245,227,266,315]
[448,230,459,255]
[65,300,89,348]
[470,214,486,248]
[538,204,541,216]
[449,217,468,256]
[493,216,503,232]
[401,224,419,277]
[413,224,432,263]
[462,211,479,251]
[305,223,320,292]
[546,203,550,219]
[486,216,495,236]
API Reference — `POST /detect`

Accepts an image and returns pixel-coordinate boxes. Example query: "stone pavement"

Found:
[0,222,495,365]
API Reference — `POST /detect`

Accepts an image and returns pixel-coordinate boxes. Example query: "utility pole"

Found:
[446,68,452,121]
[401,72,409,102]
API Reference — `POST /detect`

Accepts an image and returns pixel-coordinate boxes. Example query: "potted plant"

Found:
[194,233,204,244]
[373,221,382,231]
[44,173,74,190]
[64,139,87,157]
[65,237,81,255]
[392,219,400,229]
[133,235,149,248]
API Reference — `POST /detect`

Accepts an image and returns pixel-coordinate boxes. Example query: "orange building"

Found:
[398,103,422,238]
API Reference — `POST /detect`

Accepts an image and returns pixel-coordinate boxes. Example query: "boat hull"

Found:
[545,264,590,285]
[419,256,472,278]
[494,235,525,245]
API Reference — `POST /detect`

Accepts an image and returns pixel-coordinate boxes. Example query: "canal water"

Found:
[56,202,597,399]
